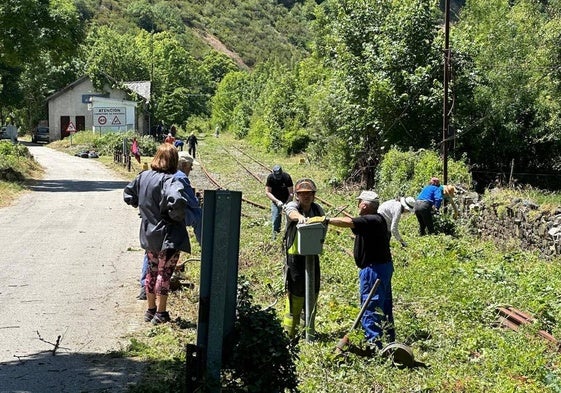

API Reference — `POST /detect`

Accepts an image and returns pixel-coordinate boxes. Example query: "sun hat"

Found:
[443,185,456,196]
[295,178,317,193]
[178,152,194,164]
[356,190,379,202]
[400,196,415,212]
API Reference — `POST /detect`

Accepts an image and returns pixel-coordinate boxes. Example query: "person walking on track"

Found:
[265,164,294,240]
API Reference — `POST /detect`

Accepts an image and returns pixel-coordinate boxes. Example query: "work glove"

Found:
[297,216,307,224]
[306,216,328,225]
[276,200,284,208]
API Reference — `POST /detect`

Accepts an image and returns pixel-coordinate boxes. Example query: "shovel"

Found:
[334,278,381,355]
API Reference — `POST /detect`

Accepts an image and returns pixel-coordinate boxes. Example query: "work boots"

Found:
[283,294,304,338]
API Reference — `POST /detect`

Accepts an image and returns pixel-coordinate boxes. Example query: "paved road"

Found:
[0,144,145,392]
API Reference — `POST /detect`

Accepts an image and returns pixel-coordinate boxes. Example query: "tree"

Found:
[82,26,150,89]
[0,0,84,126]
[452,0,561,187]
[304,0,443,186]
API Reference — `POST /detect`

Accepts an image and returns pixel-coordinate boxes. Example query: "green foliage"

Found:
[0,141,39,181]
[452,0,561,185]
[222,280,299,393]
[433,213,456,236]
[0,0,83,127]
[376,147,472,200]
[0,0,83,67]
[211,71,253,137]
[183,115,210,136]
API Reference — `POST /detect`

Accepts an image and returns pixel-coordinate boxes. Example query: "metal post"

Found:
[442,0,451,185]
[195,190,241,392]
[304,255,316,342]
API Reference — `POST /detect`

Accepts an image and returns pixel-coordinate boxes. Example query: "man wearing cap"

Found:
[326,190,395,350]
[377,196,416,247]
[265,165,294,240]
[282,178,324,338]
[414,177,443,235]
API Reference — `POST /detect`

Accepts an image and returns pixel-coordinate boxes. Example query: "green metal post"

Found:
[304,255,316,341]
[196,190,241,392]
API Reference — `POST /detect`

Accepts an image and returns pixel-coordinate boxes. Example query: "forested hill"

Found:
[81,0,314,67]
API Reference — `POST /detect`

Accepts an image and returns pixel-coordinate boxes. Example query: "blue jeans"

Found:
[271,202,283,235]
[359,262,395,347]
[140,253,149,286]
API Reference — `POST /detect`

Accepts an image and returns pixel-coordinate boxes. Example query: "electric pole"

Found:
[442,0,451,184]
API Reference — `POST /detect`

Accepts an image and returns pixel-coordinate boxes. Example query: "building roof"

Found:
[122,81,151,103]
[46,75,91,102]
[46,75,150,103]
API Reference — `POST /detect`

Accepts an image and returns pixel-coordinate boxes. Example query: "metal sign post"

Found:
[296,222,326,342]
[304,255,316,341]
[190,190,241,392]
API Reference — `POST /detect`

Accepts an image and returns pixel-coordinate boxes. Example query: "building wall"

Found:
[47,77,147,140]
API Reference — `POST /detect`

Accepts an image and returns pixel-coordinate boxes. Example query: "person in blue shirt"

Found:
[413,177,443,235]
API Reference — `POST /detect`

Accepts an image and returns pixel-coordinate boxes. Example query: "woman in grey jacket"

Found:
[124,143,191,324]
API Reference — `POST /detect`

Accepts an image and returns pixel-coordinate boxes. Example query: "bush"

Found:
[0,141,38,181]
[376,147,472,200]
[222,280,299,393]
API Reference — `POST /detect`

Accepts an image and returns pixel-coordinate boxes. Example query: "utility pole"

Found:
[442,0,451,185]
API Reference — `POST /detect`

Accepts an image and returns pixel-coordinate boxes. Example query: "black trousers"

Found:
[414,200,434,235]
[285,254,320,297]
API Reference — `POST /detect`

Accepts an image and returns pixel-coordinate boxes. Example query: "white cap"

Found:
[356,191,379,202]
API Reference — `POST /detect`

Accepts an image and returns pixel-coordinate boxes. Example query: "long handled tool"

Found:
[335,278,381,355]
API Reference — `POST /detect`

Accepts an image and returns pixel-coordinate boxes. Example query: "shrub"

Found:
[376,147,472,200]
[222,280,299,393]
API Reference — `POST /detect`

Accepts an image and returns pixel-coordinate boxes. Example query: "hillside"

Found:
[82,0,312,67]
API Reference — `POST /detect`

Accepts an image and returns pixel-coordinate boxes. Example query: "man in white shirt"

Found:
[378,196,415,247]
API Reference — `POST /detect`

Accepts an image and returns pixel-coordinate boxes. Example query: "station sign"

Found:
[93,107,126,127]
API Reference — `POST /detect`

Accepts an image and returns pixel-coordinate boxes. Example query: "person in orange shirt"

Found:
[164,133,176,145]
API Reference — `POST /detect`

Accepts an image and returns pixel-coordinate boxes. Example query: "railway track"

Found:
[497,306,559,350]
[229,146,354,218]
[192,143,354,241]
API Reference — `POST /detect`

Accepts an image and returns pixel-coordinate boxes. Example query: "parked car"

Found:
[32,126,50,143]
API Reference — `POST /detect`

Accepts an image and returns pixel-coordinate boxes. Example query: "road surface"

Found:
[0,144,146,392]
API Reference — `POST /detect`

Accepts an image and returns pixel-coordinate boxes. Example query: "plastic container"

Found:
[296,222,326,255]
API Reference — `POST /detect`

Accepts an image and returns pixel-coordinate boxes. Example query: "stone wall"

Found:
[458,190,561,258]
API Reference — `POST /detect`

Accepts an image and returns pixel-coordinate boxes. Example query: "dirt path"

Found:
[0,144,146,392]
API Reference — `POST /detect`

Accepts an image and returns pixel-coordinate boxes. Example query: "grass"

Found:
[0,140,43,208]
[9,133,561,392]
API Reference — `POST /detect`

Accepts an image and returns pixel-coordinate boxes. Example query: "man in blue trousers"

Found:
[326,190,395,350]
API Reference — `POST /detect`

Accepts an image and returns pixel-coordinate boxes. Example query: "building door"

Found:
[76,116,85,131]
[61,116,70,139]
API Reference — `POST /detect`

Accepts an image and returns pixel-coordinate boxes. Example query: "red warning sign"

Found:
[111,116,122,125]
[66,121,77,133]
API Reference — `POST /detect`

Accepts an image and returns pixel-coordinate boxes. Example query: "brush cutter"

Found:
[334,278,381,355]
